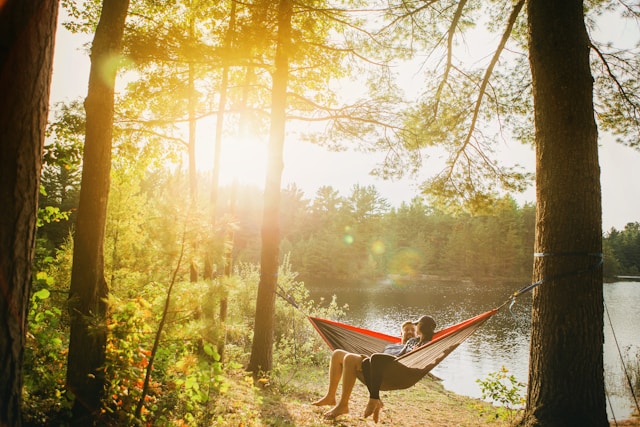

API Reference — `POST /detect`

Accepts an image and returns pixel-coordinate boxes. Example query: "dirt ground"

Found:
[206,367,639,426]
[211,367,489,426]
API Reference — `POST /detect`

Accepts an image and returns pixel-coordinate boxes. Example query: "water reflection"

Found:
[308,280,639,420]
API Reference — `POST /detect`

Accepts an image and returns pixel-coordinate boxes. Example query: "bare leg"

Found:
[312,350,347,406]
[323,353,363,419]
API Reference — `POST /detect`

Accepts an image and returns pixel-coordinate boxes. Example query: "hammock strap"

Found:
[273,282,310,361]
[505,252,604,314]
[258,271,295,308]
[275,283,301,311]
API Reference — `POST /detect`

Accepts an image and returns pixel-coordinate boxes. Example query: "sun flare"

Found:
[195,124,268,188]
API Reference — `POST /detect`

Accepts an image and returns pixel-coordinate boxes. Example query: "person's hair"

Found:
[415,315,436,341]
[400,321,414,331]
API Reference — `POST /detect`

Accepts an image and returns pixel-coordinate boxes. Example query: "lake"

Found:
[308,279,640,420]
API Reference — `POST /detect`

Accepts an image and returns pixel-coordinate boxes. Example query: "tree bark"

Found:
[522,0,606,425]
[0,2,58,426]
[248,0,292,375]
[66,1,129,424]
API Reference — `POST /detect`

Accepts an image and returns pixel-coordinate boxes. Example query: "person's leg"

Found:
[363,353,395,422]
[323,353,363,419]
[312,349,347,406]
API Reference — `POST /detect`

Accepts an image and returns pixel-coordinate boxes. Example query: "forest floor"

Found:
[206,366,640,427]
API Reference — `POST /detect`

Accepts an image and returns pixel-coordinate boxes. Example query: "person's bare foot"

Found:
[323,403,349,419]
[372,400,383,423]
[363,398,383,423]
[311,396,336,406]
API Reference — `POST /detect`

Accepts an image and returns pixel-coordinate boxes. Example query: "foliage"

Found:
[272,255,348,368]
[604,222,640,277]
[622,345,640,395]
[227,254,347,374]
[103,296,155,424]
[476,366,525,423]
[23,228,75,425]
[103,274,231,424]
[36,204,70,228]
[26,222,347,425]
[39,103,84,250]
[99,257,348,424]
[22,274,71,426]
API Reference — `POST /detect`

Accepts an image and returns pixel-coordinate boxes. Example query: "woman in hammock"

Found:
[312,315,436,422]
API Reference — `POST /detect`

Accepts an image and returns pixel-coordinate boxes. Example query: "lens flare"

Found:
[388,247,423,277]
[370,240,385,255]
[343,226,354,245]
[99,53,130,88]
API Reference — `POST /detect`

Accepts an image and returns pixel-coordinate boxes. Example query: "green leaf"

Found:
[33,288,51,300]
[203,343,215,357]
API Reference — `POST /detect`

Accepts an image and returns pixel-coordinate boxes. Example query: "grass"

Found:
[203,364,640,427]
[206,365,513,426]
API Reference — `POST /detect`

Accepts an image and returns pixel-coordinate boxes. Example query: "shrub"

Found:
[476,366,525,422]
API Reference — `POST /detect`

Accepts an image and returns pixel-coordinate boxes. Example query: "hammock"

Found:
[308,309,498,391]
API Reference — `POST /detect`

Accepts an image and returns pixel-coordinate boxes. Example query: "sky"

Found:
[49,11,640,231]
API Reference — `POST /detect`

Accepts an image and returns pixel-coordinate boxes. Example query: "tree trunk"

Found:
[248,0,292,375]
[0,3,58,426]
[210,0,235,221]
[521,0,606,425]
[66,1,129,424]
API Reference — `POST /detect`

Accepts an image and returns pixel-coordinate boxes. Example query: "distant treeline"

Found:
[38,177,639,284]
[221,184,639,282]
[604,222,640,279]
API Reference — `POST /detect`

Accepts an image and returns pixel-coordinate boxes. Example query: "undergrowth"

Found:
[23,250,346,426]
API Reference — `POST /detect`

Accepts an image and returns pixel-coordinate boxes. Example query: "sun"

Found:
[194,119,268,188]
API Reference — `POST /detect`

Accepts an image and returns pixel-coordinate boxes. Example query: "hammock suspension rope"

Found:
[506,252,603,314]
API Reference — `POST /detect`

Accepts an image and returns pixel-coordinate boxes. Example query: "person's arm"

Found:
[396,336,418,356]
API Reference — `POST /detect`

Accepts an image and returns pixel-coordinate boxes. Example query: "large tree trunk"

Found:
[522,0,606,425]
[0,2,58,426]
[66,1,129,424]
[248,0,292,375]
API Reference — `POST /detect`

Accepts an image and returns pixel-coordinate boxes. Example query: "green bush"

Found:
[23,277,71,426]
[476,366,525,422]
[624,345,640,393]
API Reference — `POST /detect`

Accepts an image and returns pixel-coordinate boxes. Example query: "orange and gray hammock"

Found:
[307,309,498,391]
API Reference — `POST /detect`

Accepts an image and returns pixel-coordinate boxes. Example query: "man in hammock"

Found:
[312,315,436,422]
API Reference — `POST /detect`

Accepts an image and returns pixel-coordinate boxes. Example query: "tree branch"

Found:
[590,41,640,122]
[446,0,525,181]
[433,0,468,118]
